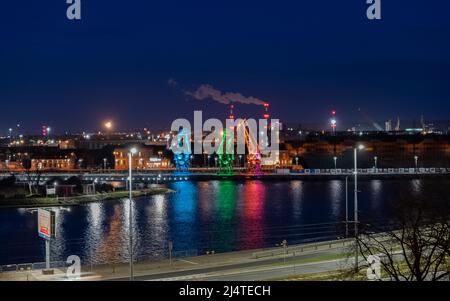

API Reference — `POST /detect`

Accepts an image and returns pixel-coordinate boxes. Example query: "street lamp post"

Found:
[54,182,59,203]
[103,158,107,170]
[333,156,337,170]
[354,144,364,270]
[345,175,349,238]
[374,156,378,170]
[128,147,138,281]
[414,155,419,172]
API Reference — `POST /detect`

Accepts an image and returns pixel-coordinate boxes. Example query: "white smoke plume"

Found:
[186,84,265,106]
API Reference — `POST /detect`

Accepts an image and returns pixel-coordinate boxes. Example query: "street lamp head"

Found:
[357,144,365,150]
[130,147,138,155]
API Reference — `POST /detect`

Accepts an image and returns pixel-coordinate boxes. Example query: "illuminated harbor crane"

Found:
[232,119,262,175]
[170,128,192,174]
[217,129,235,175]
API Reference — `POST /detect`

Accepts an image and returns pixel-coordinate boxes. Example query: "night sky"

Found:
[1,0,450,134]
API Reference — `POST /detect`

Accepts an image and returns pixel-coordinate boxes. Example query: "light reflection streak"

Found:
[328,180,341,218]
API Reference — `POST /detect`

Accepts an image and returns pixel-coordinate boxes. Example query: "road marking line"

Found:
[149,259,346,281]
[177,259,198,265]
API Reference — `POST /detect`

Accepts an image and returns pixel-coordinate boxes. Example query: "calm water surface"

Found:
[0,179,441,265]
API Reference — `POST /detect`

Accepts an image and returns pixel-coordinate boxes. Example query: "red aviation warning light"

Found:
[263,103,270,119]
[229,104,235,120]
[42,125,48,137]
[229,104,235,130]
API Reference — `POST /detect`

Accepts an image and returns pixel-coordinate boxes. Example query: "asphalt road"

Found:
[192,259,346,281]
[110,248,349,281]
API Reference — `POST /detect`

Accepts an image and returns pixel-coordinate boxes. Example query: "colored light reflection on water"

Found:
[237,181,265,249]
[212,181,238,251]
[169,181,198,252]
[0,179,448,265]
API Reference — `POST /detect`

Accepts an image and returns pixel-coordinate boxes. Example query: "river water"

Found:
[0,179,444,265]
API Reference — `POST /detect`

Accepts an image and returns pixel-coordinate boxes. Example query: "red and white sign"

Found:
[38,209,55,240]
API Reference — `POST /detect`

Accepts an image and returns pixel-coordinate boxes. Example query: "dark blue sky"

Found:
[1,0,450,134]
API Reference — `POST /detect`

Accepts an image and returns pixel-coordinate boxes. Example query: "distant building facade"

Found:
[113,144,171,170]
[284,134,450,169]
[1,133,449,171]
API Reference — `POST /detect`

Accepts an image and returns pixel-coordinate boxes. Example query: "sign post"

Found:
[38,208,56,273]
[168,241,173,266]
[46,186,56,197]
[45,240,50,270]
